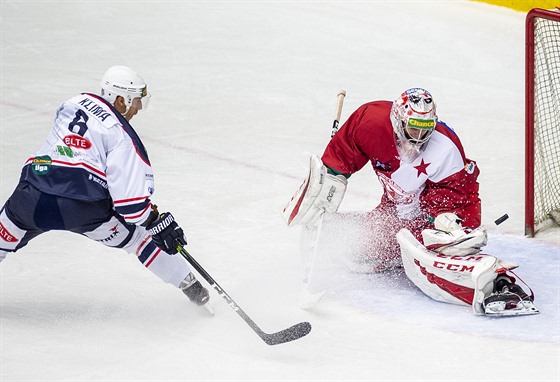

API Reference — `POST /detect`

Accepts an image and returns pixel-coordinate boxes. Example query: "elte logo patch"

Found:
[0,222,18,242]
[63,134,92,149]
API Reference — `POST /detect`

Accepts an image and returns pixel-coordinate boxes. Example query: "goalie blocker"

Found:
[283,155,347,227]
[396,229,539,317]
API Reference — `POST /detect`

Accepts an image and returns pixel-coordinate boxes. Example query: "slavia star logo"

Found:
[414,158,430,177]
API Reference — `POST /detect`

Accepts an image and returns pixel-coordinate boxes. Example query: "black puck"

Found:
[494,214,509,225]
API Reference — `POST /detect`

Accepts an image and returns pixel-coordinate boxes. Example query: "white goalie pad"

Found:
[282,154,347,227]
[396,228,518,315]
[422,227,488,256]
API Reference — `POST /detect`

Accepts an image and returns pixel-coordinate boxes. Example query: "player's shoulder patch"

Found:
[465,161,476,174]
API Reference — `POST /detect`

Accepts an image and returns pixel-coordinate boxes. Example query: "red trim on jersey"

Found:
[123,203,151,220]
[113,196,151,205]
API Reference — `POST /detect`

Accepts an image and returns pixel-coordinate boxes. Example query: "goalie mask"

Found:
[100,66,151,112]
[390,88,437,163]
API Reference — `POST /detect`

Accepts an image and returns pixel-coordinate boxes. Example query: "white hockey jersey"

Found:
[20,93,154,225]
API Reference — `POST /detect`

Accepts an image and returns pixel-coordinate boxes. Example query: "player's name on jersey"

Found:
[78,97,112,121]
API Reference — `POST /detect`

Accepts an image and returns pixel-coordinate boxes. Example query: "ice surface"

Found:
[1,1,558,381]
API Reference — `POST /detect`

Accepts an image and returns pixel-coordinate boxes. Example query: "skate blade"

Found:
[484,301,540,317]
[202,302,215,316]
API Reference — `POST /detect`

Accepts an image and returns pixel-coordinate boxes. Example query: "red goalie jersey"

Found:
[321,100,481,263]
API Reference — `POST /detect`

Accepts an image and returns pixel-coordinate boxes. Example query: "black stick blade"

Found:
[262,321,312,346]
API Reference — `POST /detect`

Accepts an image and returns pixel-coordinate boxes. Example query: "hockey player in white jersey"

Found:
[0,66,209,307]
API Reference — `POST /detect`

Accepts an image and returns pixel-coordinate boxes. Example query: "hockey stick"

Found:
[331,90,346,137]
[177,244,312,345]
[298,90,346,308]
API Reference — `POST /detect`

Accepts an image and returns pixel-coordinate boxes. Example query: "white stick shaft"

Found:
[300,90,347,308]
[335,90,346,121]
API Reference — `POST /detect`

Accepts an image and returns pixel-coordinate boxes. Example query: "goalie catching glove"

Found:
[146,212,187,254]
[282,154,347,227]
[421,212,487,256]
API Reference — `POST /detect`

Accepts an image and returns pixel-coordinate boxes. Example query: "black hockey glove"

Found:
[146,212,187,255]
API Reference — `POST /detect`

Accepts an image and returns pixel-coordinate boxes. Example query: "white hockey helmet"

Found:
[100,66,151,110]
[390,88,437,162]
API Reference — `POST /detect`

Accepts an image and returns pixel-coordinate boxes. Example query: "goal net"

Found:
[525,8,560,237]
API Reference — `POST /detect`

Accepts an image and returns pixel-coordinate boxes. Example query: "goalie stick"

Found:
[299,90,346,308]
[331,90,346,137]
[177,244,312,345]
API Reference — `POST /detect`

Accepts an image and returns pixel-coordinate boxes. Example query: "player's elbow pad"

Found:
[282,154,348,227]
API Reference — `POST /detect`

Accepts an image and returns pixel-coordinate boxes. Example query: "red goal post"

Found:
[525,8,560,237]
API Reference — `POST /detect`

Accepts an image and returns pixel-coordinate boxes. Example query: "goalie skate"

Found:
[482,275,540,317]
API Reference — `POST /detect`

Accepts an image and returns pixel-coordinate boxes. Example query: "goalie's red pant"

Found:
[360,203,430,272]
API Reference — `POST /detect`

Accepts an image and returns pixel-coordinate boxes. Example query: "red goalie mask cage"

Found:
[525,8,560,237]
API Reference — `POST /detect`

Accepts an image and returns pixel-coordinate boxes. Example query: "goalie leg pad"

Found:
[398,229,539,316]
[282,155,347,227]
[397,228,501,313]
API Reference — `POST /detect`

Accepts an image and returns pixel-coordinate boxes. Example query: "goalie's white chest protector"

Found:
[380,130,466,220]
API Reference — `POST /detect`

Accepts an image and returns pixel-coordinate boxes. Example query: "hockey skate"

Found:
[483,275,539,317]
[180,273,210,306]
